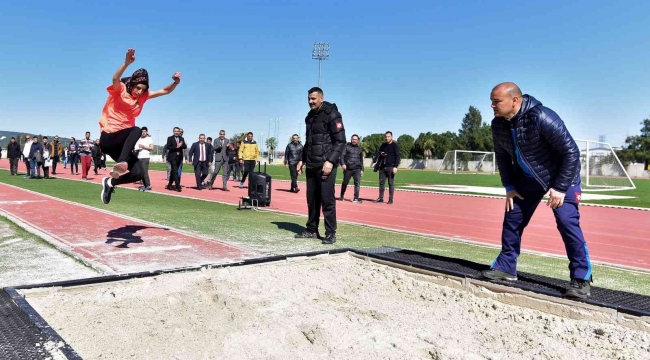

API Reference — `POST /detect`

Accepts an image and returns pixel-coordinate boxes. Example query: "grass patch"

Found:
[1,169,649,295]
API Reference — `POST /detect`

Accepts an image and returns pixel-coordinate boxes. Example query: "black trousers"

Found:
[100,127,145,186]
[194,161,209,187]
[168,156,182,188]
[68,154,79,173]
[378,167,395,201]
[234,162,241,180]
[241,160,256,183]
[40,163,50,178]
[288,163,299,190]
[51,156,59,174]
[93,157,101,173]
[305,166,338,235]
[9,157,19,174]
[341,168,362,199]
[23,158,31,176]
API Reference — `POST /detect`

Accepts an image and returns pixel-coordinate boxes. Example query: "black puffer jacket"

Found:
[284,141,303,165]
[340,142,363,170]
[303,101,346,168]
[491,95,580,192]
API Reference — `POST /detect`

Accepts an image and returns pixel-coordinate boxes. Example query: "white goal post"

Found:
[437,150,496,174]
[574,139,635,191]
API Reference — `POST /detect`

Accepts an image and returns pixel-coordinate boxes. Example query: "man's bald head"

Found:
[492,82,522,98]
[490,82,523,119]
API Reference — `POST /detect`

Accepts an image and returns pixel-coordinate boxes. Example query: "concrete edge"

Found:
[349,252,650,332]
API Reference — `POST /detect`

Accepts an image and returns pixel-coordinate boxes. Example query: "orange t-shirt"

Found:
[98,82,150,133]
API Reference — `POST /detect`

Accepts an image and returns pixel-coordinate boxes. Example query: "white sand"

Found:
[23,254,650,360]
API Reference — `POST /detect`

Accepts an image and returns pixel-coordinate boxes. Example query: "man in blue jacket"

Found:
[482,82,592,299]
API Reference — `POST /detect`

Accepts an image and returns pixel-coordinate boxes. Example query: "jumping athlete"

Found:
[99,48,181,204]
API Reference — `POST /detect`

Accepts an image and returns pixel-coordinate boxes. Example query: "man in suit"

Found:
[207,130,230,190]
[165,127,187,192]
[189,134,213,190]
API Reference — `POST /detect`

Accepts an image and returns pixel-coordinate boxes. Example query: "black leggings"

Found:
[100,127,145,186]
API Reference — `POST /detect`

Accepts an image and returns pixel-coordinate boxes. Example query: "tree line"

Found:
[617,118,650,168]
[358,106,494,159]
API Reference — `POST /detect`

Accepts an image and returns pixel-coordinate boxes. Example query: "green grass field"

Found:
[1,169,649,295]
[143,162,650,208]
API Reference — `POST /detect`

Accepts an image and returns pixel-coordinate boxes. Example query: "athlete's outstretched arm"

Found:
[113,49,135,91]
[149,72,181,99]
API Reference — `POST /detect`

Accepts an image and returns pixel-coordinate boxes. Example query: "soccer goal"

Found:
[575,139,635,191]
[437,150,496,174]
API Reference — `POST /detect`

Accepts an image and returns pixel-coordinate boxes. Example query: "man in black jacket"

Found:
[373,131,400,204]
[338,134,364,203]
[296,87,346,244]
[7,137,22,176]
[165,127,187,192]
[284,134,303,193]
[482,82,592,299]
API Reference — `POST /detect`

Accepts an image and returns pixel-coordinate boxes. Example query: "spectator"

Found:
[7,137,21,176]
[373,131,400,205]
[134,127,154,191]
[295,87,346,244]
[68,137,79,175]
[22,135,32,178]
[92,139,103,175]
[482,82,592,299]
[238,132,260,188]
[189,134,213,190]
[284,134,303,193]
[49,135,64,175]
[207,130,229,190]
[41,136,51,179]
[165,127,186,192]
[79,131,94,181]
[223,143,238,191]
[28,136,44,179]
[339,134,364,203]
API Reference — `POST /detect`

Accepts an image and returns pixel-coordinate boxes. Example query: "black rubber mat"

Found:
[0,290,49,360]
[358,247,650,317]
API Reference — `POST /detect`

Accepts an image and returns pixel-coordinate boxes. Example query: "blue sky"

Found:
[0,0,648,151]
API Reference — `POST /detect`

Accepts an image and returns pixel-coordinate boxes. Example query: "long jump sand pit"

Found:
[21,253,650,359]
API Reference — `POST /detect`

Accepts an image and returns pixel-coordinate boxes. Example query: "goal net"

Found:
[437,151,496,174]
[575,139,635,191]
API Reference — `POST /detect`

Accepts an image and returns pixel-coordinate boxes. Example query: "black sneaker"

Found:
[101,177,115,204]
[566,278,591,299]
[373,198,384,203]
[337,196,344,201]
[322,234,336,244]
[295,230,319,239]
[352,198,362,203]
[387,199,393,204]
[482,269,518,281]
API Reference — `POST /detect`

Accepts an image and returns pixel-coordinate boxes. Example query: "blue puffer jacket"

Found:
[491,95,580,193]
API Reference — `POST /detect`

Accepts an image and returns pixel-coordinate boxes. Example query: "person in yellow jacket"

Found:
[238,132,260,188]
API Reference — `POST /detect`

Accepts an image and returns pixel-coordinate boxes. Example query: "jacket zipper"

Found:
[512,124,548,191]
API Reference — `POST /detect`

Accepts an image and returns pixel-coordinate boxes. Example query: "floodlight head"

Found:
[312,42,330,60]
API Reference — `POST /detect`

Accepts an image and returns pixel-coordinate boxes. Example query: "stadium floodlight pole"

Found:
[312,42,330,88]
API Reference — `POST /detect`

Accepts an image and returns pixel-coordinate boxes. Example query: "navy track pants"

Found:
[491,180,593,280]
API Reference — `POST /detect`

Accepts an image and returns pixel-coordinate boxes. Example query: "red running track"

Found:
[0,182,256,273]
[1,159,649,270]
